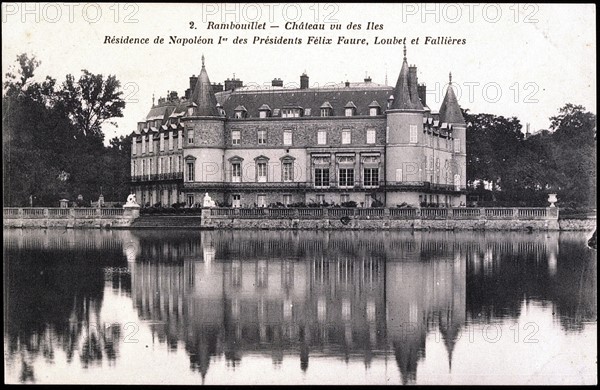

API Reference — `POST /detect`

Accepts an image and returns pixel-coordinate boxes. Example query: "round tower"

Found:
[385,45,426,207]
[181,55,226,206]
[439,72,467,206]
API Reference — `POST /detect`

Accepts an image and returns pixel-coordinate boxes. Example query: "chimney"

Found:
[300,73,309,89]
[189,75,198,91]
[408,65,423,109]
[345,80,350,87]
[364,74,372,83]
[211,83,224,93]
[272,78,283,87]
[225,77,243,91]
[418,83,427,106]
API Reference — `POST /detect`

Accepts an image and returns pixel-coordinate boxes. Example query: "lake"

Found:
[4,229,597,385]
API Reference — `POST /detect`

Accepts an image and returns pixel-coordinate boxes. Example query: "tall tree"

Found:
[59,70,126,142]
[3,53,128,206]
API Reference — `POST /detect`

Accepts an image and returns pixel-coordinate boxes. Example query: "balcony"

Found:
[131,172,184,182]
[181,180,466,192]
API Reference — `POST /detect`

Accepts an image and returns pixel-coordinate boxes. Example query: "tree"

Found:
[3,53,128,206]
[464,104,596,207]
[59,70,126,142]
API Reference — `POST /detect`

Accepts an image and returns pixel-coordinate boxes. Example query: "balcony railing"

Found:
[182,180,467,192]
[131,172,183,182]
[4,207,125,219]
[205,207,557,221]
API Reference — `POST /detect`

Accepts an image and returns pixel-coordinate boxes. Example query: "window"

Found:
[178,130,183,149]
[369,107,379,116]
[321,108,332,117]
[454,173,461,190]
[338,168,354,188]
[340,194,350,203]
[257,194,266,208]
[232,194,241,208]
[314,168,330,188]
[168,132,173,150]
[187,161,195,181]
[282,108,301,118]
[187,129,194,144]
[258,130,267,145]
[257,162,267,182]
[148,136,153,153]
[454,138,461,153]
[283,194,292,206]
[317,130,327,145]
[131,161,136,176]
[316,194,325,204]
[366,129,376,144]
[149,158,153,175]
[177,156,182,173]
[304,108,311,116]
[364,168,379,187]
[259,111,268,118]
[132,137,137,155]
[342,130,351,145]
[232,130,241,145]
[283,130,292,146]
[158,157,162,174]
[141,135,146,154]
[232,163,241,182]
[141,159,145,176]
[282,162,294,182]
[168,156,173,173]
[159,134,165,151]
[396,168,403,182]
[345,108,354,117]
[410,125,418,143]
[187,194,194,207]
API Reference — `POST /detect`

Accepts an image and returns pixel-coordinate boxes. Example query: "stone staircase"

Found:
[129,215,204,229]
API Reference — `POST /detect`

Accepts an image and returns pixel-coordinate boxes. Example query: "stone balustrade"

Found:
[3,207,133,228]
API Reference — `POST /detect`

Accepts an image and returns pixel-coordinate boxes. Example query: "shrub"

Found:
[341,201,357,208]
[371,199,384,207]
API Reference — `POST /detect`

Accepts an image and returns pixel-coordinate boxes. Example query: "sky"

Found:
[2,3,596,143]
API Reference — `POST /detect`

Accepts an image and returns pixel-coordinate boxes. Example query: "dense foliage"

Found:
[465,105,596,208]
[3,54,131,207]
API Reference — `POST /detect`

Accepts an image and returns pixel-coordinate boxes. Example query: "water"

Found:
[4,229,597,385]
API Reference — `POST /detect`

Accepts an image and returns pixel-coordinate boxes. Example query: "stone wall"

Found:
[201,217,560,231]
[559,218,597,231]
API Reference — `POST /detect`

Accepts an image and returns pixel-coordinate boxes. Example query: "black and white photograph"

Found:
[2,2,596,385]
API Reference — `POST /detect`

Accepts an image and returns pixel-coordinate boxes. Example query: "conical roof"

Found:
[391,58,414,110]
[190,55,219,117]
[439,73,465,125]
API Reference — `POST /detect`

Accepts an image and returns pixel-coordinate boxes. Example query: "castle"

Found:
[130,46,467,208]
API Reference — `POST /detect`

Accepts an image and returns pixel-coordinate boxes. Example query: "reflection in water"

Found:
[4,229,597,384]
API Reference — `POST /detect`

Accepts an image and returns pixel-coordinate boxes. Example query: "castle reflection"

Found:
[4,229,596,384]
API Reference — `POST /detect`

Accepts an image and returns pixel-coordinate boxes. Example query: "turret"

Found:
[188,55,220,117]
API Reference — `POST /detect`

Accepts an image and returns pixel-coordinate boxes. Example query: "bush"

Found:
[341,201,357,208]
[371,199,384,207]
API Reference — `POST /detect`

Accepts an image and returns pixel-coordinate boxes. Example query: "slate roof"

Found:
[215,84,393,118]
[439,84,466,125]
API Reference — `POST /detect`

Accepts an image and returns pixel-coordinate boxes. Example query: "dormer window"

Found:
[369,100,381,116]
[216,103,226,117]
[387,95,394,109]
[281,106,302,118]
[258,104,272,118]
[234,105,247,119]
[187,102,197,116]
[344,101,357,117]
[320,101,333,117]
